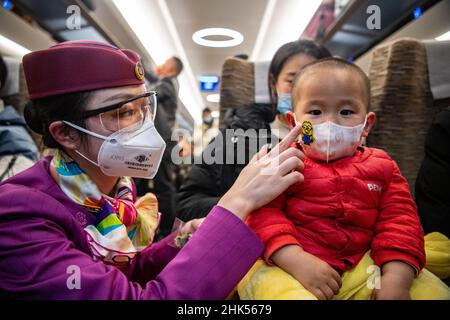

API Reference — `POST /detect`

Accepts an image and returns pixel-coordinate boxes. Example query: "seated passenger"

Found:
[176,60,277,221]
[415,106,450,238]
[238,58,450,300]
[269,40,331,140]
[0,56,39,182]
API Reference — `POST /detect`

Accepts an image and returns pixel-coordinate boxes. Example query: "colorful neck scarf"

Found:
[50,151,160,266]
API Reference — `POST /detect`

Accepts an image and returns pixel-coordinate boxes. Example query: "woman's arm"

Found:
[0,125,305,299]
[131,218,205,284]
[0,206,262,300]
[130,231,180,284]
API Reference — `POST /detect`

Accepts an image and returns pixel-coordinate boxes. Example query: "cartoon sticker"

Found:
[301,121,315,145]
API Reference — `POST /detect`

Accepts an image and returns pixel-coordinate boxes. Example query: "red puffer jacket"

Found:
[246,147,425,273]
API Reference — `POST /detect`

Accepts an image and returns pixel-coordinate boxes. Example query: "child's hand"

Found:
[371,261,414,300]
[292,250,342,300]
[272,245,342,300]
[371,276,411,300]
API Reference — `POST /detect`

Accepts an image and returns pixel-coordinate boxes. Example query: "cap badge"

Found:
[135,61,145,80]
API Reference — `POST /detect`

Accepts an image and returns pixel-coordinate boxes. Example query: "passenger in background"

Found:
[234,53,249,60]
[0,55,39,182]
[269,40,331,140]
[154,57,184,132]
[193,107,219,158]
[177,58,277,221]
[415,106,450,238]
[135,56,183,240]
[0,56,26,113]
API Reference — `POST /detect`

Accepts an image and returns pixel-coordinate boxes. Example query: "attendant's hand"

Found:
[180,218,204,235]
[218,124,305,220]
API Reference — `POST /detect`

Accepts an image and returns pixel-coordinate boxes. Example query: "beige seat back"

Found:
[219,57,271,129]
[367,38,437,191]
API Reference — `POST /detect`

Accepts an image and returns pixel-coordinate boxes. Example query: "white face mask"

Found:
[64,120,166,179]
[296,115,367,163]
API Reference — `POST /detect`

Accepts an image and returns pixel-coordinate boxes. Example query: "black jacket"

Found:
[154,77,178,146]
[415,107,450,237]
[176,103,277,221]
[0,105,38,161]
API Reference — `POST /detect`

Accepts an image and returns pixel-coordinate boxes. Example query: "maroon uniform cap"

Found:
[23,40,146,99]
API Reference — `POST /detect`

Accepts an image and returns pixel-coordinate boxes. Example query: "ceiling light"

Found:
[436,30,450,41]
[0,34,30,57]
[251,0,321,61]
[2,0,13,10]
[412,7,422,20]
[251,0,277,61]
[112,0,203,124]
[207,94,220,103]
[192,28,243,48]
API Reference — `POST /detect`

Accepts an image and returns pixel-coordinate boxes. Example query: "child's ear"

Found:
[285,111,296,129]
[362,112,376,138]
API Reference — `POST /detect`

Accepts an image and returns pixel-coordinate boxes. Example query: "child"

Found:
[238,57,450,300]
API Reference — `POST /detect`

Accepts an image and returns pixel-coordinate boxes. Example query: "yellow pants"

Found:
[237,232,450,300]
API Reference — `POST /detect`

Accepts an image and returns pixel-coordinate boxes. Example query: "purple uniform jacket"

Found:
[0,157,263,299]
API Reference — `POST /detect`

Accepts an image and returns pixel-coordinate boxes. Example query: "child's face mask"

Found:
[296,115,367,163]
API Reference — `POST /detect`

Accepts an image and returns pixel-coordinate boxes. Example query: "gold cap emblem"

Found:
[135,61,145,80]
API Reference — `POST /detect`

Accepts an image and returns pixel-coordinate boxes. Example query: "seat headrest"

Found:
[423,39,450,100]
[220,57,271,110]
[254,60,271,104]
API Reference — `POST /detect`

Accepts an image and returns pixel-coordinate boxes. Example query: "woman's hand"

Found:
[179,218,204,235]
[218,124,304,220]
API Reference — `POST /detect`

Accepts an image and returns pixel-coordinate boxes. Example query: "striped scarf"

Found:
[50,151,160,266]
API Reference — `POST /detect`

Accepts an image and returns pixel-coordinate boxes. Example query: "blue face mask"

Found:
[277,92,292,116]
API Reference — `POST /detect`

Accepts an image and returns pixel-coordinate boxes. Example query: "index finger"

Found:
[249,143,269,164]
[270,124,302,156]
